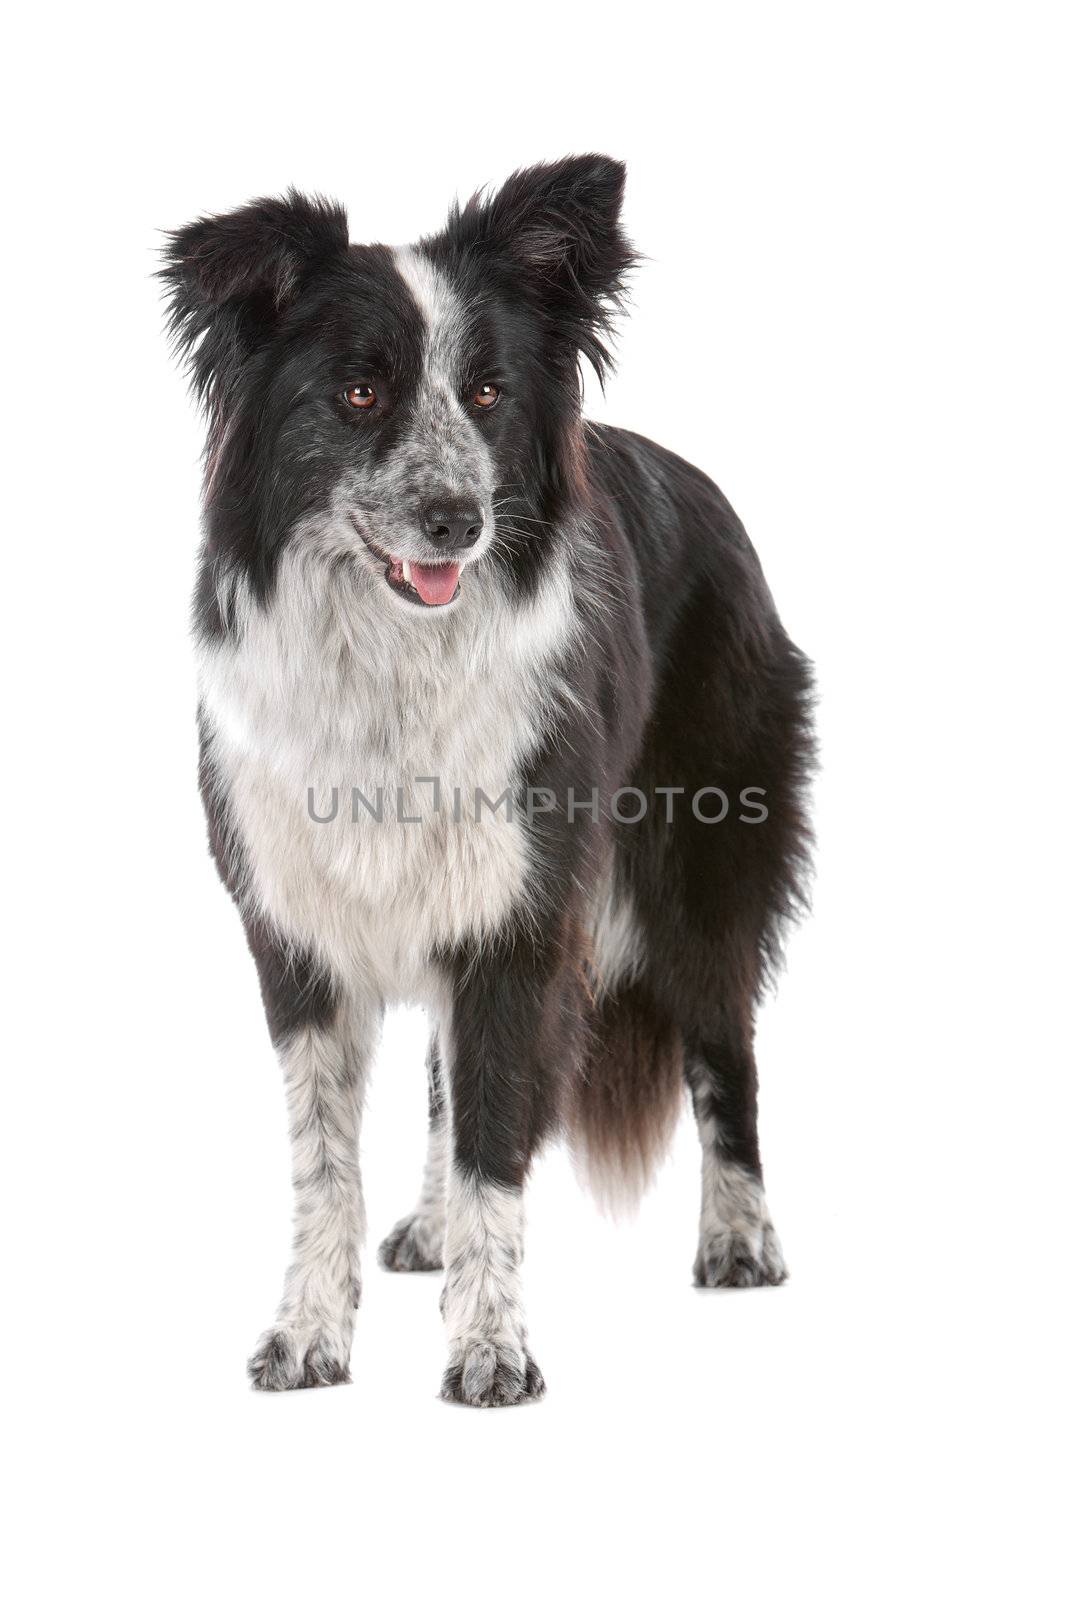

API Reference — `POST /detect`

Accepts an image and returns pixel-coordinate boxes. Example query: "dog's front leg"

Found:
[246,934,382,1390]
[437,935,574,1407]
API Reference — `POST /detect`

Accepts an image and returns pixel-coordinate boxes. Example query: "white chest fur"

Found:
[199,550,577,1003]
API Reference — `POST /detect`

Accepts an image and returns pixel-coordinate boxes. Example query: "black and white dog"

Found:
[162,157,814,1406]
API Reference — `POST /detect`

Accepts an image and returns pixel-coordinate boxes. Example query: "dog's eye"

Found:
[473,383,501,410]
[343,385,377,410]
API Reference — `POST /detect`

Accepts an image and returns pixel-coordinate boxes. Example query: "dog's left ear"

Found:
[160,189,349,412]
[462,155,637,382]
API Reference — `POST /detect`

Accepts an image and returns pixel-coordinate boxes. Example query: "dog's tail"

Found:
[566,983,685,1215]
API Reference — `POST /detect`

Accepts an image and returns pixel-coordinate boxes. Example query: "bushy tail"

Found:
[566,984,685,1215]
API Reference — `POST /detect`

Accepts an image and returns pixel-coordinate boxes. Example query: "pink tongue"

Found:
[409,561,460,606]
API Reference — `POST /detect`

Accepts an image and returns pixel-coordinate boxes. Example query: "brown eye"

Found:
[343,384,377,409]
[474,383,501,409]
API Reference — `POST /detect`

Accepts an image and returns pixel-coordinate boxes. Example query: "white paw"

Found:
[378,1212,444,1272]
[440,1339,545,1407]
[694,1222,788,1288]
[247,1322,352,1390]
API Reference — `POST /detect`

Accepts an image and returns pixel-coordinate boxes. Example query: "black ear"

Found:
[459,155,637,383]
[160,188,348,409]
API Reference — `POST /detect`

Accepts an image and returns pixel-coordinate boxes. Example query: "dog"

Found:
[161,156,814,1406]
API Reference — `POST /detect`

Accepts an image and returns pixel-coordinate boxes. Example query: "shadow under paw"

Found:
[440,1340,545,1408]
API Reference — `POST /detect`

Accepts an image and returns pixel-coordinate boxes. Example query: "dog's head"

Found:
[163,158,635,617]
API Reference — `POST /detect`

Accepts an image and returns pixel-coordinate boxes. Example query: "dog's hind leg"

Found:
[685,1022,787,1288]
[245,926,381,1390]
[378,1034,447,1273]
[617,570,812,1288]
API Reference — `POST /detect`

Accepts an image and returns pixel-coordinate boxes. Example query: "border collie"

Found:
[162,157,814,1406]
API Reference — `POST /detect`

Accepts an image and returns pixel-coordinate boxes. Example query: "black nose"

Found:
[422,505,483,551]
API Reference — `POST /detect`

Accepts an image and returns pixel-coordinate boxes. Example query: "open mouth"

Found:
[352,522,461,608]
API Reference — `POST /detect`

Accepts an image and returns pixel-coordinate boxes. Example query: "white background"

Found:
[5,4,1064,1596]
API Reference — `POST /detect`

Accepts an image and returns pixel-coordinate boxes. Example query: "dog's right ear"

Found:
[453,156,637,387]
[160,189,349,409]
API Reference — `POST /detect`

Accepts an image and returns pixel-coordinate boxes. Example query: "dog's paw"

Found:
[378,1212,444,1273]
[440,1340,545,1408]
[247,1323,352,1391]
[694,1224,788,1288]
